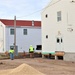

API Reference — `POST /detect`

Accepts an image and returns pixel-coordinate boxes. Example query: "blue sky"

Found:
[0,0,51,20]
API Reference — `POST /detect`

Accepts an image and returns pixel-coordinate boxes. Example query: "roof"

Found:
[0,19,41,27]
[49,0,60,5]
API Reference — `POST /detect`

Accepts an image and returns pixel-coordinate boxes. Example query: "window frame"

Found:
[10,29,14,35]
[23,29,27,35]
[57,11,61,22]
[36,45,42,50]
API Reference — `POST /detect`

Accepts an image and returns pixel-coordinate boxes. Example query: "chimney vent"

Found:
[32,20,34,26]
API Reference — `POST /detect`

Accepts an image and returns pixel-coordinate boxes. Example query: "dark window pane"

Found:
[23,29,27,35]
[61,38,63,43]
[45,14,48,18]
[46,35,48,39]
[10,29,14,35]
[57,38,60,43]
[36,45,42,50]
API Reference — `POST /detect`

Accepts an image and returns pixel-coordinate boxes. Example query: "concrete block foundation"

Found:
[64,52,75,61]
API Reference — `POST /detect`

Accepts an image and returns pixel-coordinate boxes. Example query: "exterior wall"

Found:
[42,0,75,54]
[5,26,41,53]
[0,22,6,53]
[64,53,75,61]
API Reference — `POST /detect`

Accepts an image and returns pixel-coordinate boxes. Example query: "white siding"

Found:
[6,27,41,52]
[0,22,6,53]
[42,0,75,53]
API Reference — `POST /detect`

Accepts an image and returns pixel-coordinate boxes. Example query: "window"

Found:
[57,38,60,43]
[45,14,48,18]
[57,11,61,22]
[10,29,14,35]
[61,38,63,43]
[36,45,42,50]
[46,35,48,39]
[57,38,63,43]
[23,29,27,35]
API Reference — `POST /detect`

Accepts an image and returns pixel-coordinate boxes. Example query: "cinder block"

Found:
[64,52,75,61]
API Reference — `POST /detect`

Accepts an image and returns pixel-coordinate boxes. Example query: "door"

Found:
[56,37,63,51]
[56,31,64,51]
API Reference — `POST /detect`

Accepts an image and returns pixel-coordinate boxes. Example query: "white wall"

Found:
[6,26,41,52]
[0,22,6,53]
[42,0,75,53]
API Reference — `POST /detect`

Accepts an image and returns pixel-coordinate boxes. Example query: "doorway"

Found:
[56,31,64,51]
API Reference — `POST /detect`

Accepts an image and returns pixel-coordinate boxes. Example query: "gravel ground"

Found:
[0,58,75,75]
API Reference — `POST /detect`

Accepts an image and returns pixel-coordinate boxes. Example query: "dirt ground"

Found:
[0,58,75,75]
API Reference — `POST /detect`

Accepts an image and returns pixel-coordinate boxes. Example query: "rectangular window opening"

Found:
[23,29,27,35]
[36,45,42,50]
[46,35,48,39]
[10,29,14,35]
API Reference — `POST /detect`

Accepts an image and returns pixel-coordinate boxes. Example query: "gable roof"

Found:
[0,19,41,27]
[49,0,60,5]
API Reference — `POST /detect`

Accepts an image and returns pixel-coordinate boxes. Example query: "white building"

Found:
[0,19,41,55]
[41,0,75,61]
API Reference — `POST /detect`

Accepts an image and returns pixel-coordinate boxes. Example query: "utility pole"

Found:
[14,16,16,56]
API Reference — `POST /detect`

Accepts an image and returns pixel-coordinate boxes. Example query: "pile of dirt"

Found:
[0,63,44,75]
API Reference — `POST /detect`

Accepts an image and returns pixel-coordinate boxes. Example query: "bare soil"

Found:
[0,58,75,75]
